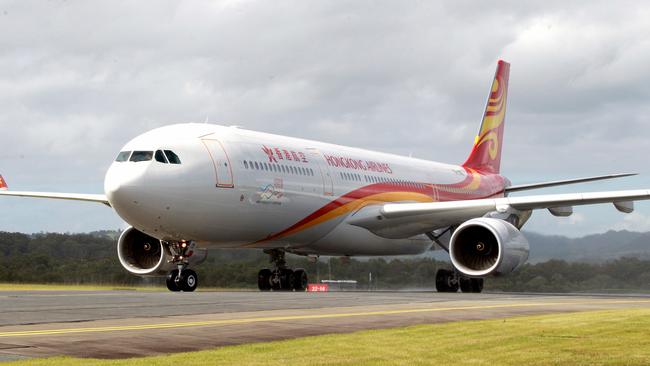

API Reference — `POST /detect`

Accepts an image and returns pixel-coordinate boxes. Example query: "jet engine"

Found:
[117,227,175,275]
[449,218,529,277]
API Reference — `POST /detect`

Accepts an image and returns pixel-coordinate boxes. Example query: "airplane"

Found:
[2,60,649,293]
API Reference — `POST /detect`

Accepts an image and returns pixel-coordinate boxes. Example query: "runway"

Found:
[1,290,650,360]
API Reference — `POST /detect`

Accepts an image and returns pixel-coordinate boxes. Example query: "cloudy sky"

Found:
[1,0,650,237]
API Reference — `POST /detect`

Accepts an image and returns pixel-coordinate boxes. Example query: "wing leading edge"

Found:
[347,189,650,239]
[0,190,110,206]
[504,173,637,193]
[0,174,109,206]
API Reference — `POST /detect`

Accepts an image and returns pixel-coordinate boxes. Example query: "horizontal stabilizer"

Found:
[505,173,637,193]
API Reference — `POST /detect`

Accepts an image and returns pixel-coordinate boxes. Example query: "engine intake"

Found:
[449,218,529,277]
[117,227,174,276]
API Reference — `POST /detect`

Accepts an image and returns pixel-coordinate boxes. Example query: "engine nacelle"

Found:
[117,227,175,276]
[449,218,529,277]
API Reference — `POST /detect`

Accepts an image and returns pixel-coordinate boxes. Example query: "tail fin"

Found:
[0,175,7,190]
[462,60,510,174]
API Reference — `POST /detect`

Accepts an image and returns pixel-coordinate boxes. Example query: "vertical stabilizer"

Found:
[462,60,510,174]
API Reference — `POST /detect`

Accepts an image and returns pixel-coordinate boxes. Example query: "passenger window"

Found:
[130,151,153,162]
[115,151,131,162]
[244,161,249,169]
[254,162,259,170]
[155,150,168,163]
[164,150,181,164]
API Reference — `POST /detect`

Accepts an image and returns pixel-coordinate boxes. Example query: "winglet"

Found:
[0,175,7,190]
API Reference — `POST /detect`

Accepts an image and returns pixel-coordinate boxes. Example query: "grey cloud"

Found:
[1,0,649,235]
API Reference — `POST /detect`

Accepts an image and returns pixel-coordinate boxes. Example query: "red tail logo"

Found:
[463,60,510,174]
[0,175,7,190]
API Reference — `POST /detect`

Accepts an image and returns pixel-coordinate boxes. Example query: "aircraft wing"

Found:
[347,189,650,239]
[504,173,637,193]
[0,174,109,206]
[0,190,110,206]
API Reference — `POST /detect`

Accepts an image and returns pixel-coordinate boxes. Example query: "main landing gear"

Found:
[435,269,484,293]
[165,240,198,292]
[258,249,308,292]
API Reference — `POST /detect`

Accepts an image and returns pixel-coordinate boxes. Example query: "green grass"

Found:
[6,308,650,365]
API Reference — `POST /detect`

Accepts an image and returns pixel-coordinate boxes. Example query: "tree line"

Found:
[1,231,649,292]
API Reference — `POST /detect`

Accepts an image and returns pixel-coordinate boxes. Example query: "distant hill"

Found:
[525,230,650,263]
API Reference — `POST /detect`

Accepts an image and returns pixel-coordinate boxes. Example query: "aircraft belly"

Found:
[300,224,432,256]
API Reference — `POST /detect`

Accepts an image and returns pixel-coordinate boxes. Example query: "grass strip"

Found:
[5,308,650,365]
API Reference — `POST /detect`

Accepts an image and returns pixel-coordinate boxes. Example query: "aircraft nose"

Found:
[104,163,147,208]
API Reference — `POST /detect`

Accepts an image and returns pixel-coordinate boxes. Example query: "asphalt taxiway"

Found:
[1,290,650,360]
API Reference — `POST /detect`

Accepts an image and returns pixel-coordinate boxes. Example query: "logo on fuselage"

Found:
[262,145,309,164]
[255,178,284,205]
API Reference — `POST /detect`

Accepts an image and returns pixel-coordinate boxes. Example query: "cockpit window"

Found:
[130,151,153,162]
[164,150,181,164]
[115,151,131,162]
[155,150,168,163]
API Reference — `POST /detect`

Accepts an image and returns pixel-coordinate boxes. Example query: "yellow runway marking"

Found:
[1,299,649,338]
[8,293,130,298]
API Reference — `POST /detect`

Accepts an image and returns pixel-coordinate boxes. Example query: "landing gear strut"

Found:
[165,240,198,292]
[258,249,308,292]
[435,269,483,293]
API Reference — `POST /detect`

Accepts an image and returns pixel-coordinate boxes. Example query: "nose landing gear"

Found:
[258,249,308,292]
[166,268,198,292]
[165,240,198,292]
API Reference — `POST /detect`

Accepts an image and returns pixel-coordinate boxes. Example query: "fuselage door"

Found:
[306,148,333,196]
[201,138,234,188]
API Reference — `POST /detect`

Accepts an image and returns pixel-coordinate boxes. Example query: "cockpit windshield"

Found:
[116,150,180,164]
[129,151,154,162]
[115,151,131,162]
[164,150,181,164]
[155,150,168,163]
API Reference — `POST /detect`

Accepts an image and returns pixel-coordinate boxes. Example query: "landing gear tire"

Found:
[459,277,484,293]
[166,270,181,292]
[293,269,308,292]
[272,268,294,291]
[435,269,459,293]
[260,249,309,292]
[459,277,472,293]
[258,268,272,291]
[180,269,198,292]
[471,278,484,293]
[166,269,198,292]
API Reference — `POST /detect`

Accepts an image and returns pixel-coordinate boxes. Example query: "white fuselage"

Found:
[104,123,505,256]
